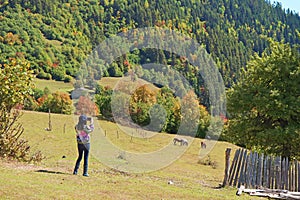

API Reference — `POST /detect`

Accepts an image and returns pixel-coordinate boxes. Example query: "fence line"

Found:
[224,148,300,192]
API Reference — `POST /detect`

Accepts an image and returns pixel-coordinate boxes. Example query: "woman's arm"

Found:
[85,117,94,133]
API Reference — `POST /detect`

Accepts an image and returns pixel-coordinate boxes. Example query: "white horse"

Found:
[173,138,188,146]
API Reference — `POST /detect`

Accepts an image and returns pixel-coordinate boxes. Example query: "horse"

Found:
[173,138,188,146]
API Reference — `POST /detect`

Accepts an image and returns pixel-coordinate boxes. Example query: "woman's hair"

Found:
[77,115,87,130]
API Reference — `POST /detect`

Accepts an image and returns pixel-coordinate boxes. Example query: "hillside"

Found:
[0,1,299,198]
[1,0,299,90]
[0,111,262,199]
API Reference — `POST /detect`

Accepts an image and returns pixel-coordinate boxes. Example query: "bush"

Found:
[108,63,123,77]
[36,71,52,80]
[23,96,38,111]
[73,80,83,89]
[0,109,43,162]
[198,155,218,169]
[37,92,73,114]
[64,75,73,83]
[95,88,113,119]
[75,96,99,116]
[32,88,44,100]
[51,68,65,81]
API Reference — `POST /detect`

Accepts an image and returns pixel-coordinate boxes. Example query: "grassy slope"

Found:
[33,77,155,93]
[0,111,263,200]
[0,78,262,199]
[33,78,73,93]
[98,77,122,89]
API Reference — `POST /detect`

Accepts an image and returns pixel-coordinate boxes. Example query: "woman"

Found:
[73,115,94,177]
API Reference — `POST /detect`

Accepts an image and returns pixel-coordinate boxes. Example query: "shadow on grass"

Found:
[212,184,224,189]
[35,169,69,175]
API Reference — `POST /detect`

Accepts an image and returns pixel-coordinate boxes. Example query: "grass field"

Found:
[98,77,122,88]
[0,111,263,199]
[34,78,74,93]
[98,77,159,91]
[34,77,156,94]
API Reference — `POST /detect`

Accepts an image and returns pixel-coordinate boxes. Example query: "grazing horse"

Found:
[201,141,207,149]
[173,138,188,146]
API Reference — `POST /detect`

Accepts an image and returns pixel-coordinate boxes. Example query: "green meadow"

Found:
[0,110,263,199]
[33,79,74,93]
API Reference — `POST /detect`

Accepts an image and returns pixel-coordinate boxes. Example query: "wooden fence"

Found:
[224,148,300,192]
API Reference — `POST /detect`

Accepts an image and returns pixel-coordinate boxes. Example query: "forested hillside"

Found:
[1,0,299,88]
[0,0,300,161]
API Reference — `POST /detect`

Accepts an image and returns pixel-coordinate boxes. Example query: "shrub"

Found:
[49,92,73,114]
[32,88,44,100]
[75,96,99,116]
[51,68,65,81]
[0,58,43,162]
[198,155,218,169]
[73,80,83,89]
[36,71,52,80]
[64,75,73,83]
[0,107,43,162]
[37,92,73,115]
[23,96,38,111]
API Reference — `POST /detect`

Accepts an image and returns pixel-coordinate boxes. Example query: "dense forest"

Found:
[1,0,300,87]
[0,0,299,158]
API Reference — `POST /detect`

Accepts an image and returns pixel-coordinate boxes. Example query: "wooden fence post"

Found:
[298,161,300,192]
[252,152,258,188]
[238,150,248,188]
[233,149,243,187]
[292,160,297,192]
[245,151,253,188]
[222,148,231,187]
[63,123,66,134]
[281,157,286,189]
[257,153,264,188]
[48,109,52,131]
[270,157,274,189]
[290,160,294,191]
[228,149,240,186]
[295,161,298,192]
[274,156,281,189]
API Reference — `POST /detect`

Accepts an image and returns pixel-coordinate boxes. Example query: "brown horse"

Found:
[201,141,206,149]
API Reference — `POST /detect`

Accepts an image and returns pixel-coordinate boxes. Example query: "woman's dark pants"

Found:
[74,143,90,175]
